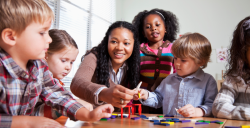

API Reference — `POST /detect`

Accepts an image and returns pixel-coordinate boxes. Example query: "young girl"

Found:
[212,16,250,120]
[132,8,179,113]
[70,21,140,109]
[134,33,218,117]
[34,29,93,119]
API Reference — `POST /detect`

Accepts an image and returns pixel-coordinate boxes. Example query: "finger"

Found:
[117,85,135,96]
[178,105,190,112]
[101,112,112,118]
[114,91,133,101]
[113,97,131,105]
[112,102,127,108]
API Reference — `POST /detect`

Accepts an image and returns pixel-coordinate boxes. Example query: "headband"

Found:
[155,11,165,20]
[243,19,250,31]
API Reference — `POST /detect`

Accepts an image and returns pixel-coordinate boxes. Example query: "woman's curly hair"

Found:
[84,21,140,89]
[226,16,250,84]
[132,8,179,43]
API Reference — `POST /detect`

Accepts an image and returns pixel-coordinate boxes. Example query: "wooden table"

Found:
[56,114,227,128]
[223,119,250,128]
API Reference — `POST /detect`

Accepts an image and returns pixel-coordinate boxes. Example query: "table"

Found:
[56,114,227,128]
[223,119,250,128]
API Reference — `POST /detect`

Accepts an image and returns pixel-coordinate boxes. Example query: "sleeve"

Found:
[198,75,218,116]
[40,64,84,121]
[0,84,12,128]
[212,77,250,120]
[0,115,12,128]
[70,53,107,106]
[140,79,166,108]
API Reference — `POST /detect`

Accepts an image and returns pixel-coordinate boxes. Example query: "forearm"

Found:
[75,107,91,121]
[140,91,162,109]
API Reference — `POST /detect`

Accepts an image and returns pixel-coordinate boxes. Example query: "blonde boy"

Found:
[134,33,218,117]
[0,0,113,127]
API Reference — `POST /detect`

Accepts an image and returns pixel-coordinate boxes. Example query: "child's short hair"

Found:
[171,33,212,69]
[48,29,78,54]
[0,0,54,36]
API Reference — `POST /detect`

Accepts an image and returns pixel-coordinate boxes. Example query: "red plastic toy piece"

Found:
[132,104,141,115]
[121,105,132,119]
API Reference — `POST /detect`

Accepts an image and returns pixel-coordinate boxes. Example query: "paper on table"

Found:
[64,118,85,128]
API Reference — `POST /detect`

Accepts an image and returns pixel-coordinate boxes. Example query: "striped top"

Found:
[140,40,175,91]
[212,75,250,120]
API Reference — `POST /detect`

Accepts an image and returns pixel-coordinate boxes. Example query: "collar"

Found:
[174,68,204,81]
[140,40,171,56]
[108,59,128,71]
[0,49,38,80]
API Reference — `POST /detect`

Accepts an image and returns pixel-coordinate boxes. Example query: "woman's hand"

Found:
[99,85,136,108]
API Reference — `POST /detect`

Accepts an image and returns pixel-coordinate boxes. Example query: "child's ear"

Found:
[1,28,17,46]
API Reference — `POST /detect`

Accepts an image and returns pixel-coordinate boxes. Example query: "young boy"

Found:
[134,33,218,117]
[0,0,113,127]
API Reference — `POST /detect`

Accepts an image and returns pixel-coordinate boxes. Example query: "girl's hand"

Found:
[177,104,205,117]
[99,85,136,108]
[133,89,149,101]
[12,116,65,128]
[76,99,93,111]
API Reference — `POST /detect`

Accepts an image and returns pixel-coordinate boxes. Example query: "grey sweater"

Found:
[212,76,250,120]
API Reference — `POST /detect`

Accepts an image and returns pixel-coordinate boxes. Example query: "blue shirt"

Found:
[141,68,218,116]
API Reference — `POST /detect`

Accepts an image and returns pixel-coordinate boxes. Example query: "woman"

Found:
[71,21,140,108]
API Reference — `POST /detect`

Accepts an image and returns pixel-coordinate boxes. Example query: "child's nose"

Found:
[47,35,52,44]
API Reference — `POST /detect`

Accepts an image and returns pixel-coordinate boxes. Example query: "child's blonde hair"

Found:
[0,0,54,36]
[171,33,211,69]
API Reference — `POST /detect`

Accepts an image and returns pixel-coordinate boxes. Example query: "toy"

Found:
[132,104,142,115]
[195,122,209,125]
[120,105,132,119]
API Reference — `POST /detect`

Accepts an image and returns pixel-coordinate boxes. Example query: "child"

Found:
[132,8,179,114]
[0,0,113,127]
[212,16,250,120]
[34,29,93,119]
[134,33,218,117]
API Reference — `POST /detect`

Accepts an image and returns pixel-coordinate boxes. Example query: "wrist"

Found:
[75,107,91,121]
[99,88,108,102]
[195,108,205,117]
[143,91,149,100]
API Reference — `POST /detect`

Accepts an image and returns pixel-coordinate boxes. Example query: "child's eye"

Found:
[70,61,74,64]
[174,57,177,60]
[156,24,160,26]
[181,60,186,62]
[40,32,45,35]
[61,59,66,63]
[146,26,150,29]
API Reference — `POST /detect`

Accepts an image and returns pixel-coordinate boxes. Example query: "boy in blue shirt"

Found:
[0,0,113,127]
[134,33,218,117]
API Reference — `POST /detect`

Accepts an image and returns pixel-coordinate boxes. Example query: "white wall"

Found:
[116,0,250,80]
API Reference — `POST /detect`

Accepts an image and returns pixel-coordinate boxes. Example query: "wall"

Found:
[116,0,250,80]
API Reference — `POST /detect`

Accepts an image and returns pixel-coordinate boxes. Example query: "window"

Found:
[45,0,116,88]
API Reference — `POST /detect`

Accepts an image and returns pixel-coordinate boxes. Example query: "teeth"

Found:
[115,53,124,56]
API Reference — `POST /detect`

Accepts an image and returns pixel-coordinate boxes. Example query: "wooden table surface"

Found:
[223,119,250,128]
[56,114,228,128]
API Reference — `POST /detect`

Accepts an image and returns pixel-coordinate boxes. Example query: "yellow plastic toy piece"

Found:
[161,122,174,125]
[242,125,250,128]
[112,114,118,116]
[138,93,141,98]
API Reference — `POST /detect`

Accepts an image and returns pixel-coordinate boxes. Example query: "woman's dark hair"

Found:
[132,8,179,43]
[226,16,250,84]
[48,29,78,54]
[85,21,140,89]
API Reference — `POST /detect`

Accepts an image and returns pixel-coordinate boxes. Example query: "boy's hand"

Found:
[177,104,205,117]
[133,89,149,101]
[76,104,114,122]
[12,116,65,128]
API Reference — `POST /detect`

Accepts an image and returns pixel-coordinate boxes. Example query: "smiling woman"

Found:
[70,21,141,109]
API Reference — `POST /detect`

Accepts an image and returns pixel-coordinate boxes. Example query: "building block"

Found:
[181,127,193,128]
[215,121,223,124]
[153,122,161,125]
[150,120,160,123]
[110,115,117,119]
[132,104,141,115]
[160,120,169,122]
[172,120,181,123]
[158,115,164,118]
[111,114,118,116]
[100,118,108,121]
[172,118,179,121]
[131,117,140,120]
[121,105,132,119]
[242,125,250,128]
[204,121,210,123]
[197,120,204,122]
[195,122,209,125]
[210,120,221,123]
[180,120,191,123]
[224,126,241,128]
[160,123,170,126]
[166,122,175,125]
[140,115,147,118]
[164,114,174,117]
